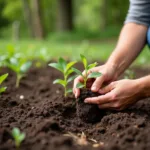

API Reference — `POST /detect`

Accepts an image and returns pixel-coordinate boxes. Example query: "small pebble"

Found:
[20,95,24,100]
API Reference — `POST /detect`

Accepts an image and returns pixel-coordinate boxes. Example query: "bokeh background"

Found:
[0,0,149,66]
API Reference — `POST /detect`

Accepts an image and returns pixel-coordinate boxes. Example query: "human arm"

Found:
[73,23,148,98]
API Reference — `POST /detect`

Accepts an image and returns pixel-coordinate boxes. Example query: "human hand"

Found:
[84,79,142,110]
[73,63,118,98]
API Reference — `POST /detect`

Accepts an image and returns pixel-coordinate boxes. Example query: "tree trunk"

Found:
[31,0,44,39]
[21,0,35,37]
[100,0,108,30]
[56,0,73,31]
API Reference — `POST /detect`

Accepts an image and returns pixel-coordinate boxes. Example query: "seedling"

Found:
[11,127,25,148]
[124,69,135,79]
[49,58,76,97]
[8,57,32,88]
[72,54,102,88]
[0,73,8,94]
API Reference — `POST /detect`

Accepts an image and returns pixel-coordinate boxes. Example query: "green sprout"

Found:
[8,57,32,88]
[0,73,8,94]
[11,128,25,148]
[72,54,101,89]
[49,58,77,97]
[124,69,135,79]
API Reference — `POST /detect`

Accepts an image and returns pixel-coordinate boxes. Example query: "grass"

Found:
[0,39,149,67]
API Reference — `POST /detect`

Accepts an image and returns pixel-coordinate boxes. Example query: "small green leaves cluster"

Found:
[8,57,32,88]
[0,45,32,88]
[0,73,8,94]
[11,128,26,148]
[49,58,76,97]
[124,69,135,79]
[72,54,101,88]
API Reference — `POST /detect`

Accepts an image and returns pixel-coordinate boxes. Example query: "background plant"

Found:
[0,46,32,88]
[0,73,8,94]
[11,127,26,148]
[8,57,32,88]
[124,69,135,79]
[49,58,76,97]
[72,54,101,89]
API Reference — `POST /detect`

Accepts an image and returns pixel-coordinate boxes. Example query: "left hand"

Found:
[84,79,142,110]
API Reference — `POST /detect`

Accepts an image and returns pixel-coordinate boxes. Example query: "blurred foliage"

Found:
[0,0,129,38]
[0,40,149,67]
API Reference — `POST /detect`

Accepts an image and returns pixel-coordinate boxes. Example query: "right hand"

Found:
[73,63,118,98]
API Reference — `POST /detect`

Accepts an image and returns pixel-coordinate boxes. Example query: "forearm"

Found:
[106,23,148,78]
[136,75,150,98]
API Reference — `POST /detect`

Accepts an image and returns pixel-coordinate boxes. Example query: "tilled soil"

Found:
[0,63,150,150]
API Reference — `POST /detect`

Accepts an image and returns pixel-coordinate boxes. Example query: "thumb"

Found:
[99,82,114,94]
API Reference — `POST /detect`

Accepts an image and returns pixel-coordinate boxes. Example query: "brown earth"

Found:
[0,63,150,150]
[76,88,105,123]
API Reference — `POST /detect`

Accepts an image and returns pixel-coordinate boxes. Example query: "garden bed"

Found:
[0,63,150,150]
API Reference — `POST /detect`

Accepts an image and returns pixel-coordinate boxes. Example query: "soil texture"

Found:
[0,63,150,150]
[76,88,105,123]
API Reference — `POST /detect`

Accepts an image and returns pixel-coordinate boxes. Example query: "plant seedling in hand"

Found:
[0,73,8,94]
[8,57,32,88]
[49,58,76,97]
[72,54,102,89]
[11,127,26,148]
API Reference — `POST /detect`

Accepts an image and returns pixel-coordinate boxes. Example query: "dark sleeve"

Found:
[125,0,150,26]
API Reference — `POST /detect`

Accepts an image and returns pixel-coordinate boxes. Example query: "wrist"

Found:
[134,77,150,98]
[105,61,120,80]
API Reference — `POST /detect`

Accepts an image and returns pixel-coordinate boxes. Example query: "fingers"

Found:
[73,69,94,98]
[73,75,84,98]
[84,92,113,105]
[91,75,105,92]
[99,82,114,94]
[98,102,122,111]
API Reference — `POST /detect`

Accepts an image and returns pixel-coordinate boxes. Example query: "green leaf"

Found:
[49,63,63,73]
[20,62,32,73]
[88,72,102,78]
[72,68,83,76]
[76,82,85,88]
[66,89,73,93]
[0,87,7,94]
[0,73,8,84]
[53,79,67,87]
[59,57,67,71]
[87,62,98,70]
[65,69,74,77]
[80,54,87,69]
[66,61,77,72]
[67,75,77,83]
[12,128,20,137]
[19,133,26,142]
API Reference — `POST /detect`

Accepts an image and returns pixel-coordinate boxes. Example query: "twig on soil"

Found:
[63,131,104,148]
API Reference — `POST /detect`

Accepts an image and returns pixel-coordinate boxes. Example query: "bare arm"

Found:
[107,23,148,78]
[137,75,150,98]
[74,23,148,97]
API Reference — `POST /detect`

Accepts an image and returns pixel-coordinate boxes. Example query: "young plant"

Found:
[0,73,8,94]
[8,57,32,88]
[124,69,135,79]
[49,58,76,97]
[11,127,25,148]
[72,54,101,89]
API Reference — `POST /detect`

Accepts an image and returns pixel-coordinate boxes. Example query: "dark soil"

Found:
[76,88,105,123]
[0,63,150,150]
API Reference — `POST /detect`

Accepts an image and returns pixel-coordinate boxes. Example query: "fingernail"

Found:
[75,93,78,98]
[92,86,96,91]
[84,99,88,103]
